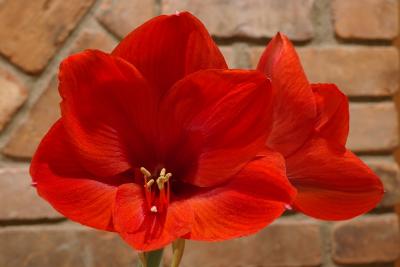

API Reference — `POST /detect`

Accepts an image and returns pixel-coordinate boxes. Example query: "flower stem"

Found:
[171,239,185,267]
[137,248,164,267]
[138,252,147,267]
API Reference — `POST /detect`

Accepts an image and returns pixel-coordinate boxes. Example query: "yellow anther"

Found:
[156,178,164,190]
[140,167,152,178]
[156,170,172,190]
[160,168,166,177]
[145,179,154,190]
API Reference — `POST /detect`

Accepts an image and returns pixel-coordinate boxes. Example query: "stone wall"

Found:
[0,0,399,266]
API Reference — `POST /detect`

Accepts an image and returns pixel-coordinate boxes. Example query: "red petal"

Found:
[257,33,317,157]
[159,69,273,187]
[312,83,349,146]
[113,183,192,251]
[112,12,227,95]
[287,136,384,220]
[30,120,122,231]
[59,50,158,177]
[184,149,296,241]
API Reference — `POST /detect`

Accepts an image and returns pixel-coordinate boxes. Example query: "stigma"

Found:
[150,206,158,213]
[140,167,172,213]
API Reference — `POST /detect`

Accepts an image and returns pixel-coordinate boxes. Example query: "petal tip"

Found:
[273,32,289,45]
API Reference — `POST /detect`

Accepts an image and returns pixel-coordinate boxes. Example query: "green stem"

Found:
[171,239,185,267]
[137,248,164,267]
[137,252,147,267]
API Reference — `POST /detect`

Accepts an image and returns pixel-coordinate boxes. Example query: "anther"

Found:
[160,168,166,177]
[157,170,172,190]
[140,167,151,178]
[145,179,154,190]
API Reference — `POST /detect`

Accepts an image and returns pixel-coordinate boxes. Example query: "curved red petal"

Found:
[30,120,121,231]
[159,69,273,187]
[184,149,296,241]
[287,136,384,220]
[312,83,349,146]
[113,183,192,251]
[257,33,317,157]
[112,12,227,95]
[59,50,158,177]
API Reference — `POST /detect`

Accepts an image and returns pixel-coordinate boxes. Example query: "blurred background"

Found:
[0,0,399,266]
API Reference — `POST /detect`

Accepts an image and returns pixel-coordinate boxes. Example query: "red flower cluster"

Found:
[30,12,383,251]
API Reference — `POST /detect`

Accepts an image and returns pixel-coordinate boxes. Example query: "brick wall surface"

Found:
[0,0,399,266]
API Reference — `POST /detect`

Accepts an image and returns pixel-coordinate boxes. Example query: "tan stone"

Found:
[348,102,398,152]
[0,165,61,220]
[0,223,135,267]
[96,0,155,39]
[0,0,95,74]
[362,156,400,207]
[3,78,60,159]
[69,29,117,55]
[164,217,322,267]
[0,69,27,132]
[249,46,399,96]
[3,27,119,159]
[298,46,399,96]
[162,0,314,40]
[219,46,235,69]
[332,214,400,264]
[332,0,399,40]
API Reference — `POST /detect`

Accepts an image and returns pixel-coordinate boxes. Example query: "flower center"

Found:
[140,167,172,213]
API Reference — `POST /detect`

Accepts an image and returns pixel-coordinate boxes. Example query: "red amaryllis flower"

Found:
[256,33,383,220]
[30,13,296,251]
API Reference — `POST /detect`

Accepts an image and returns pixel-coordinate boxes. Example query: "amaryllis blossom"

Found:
[257,33,383,220]
[30,12,296,251]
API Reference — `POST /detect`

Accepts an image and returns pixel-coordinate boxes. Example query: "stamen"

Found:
[140,166,172,213]
[150,205,158,213]
[156,170,172,190]
[160,168,166,177]
[156,179,162,190]
[140,167,152,180]
[145,179,154,190]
